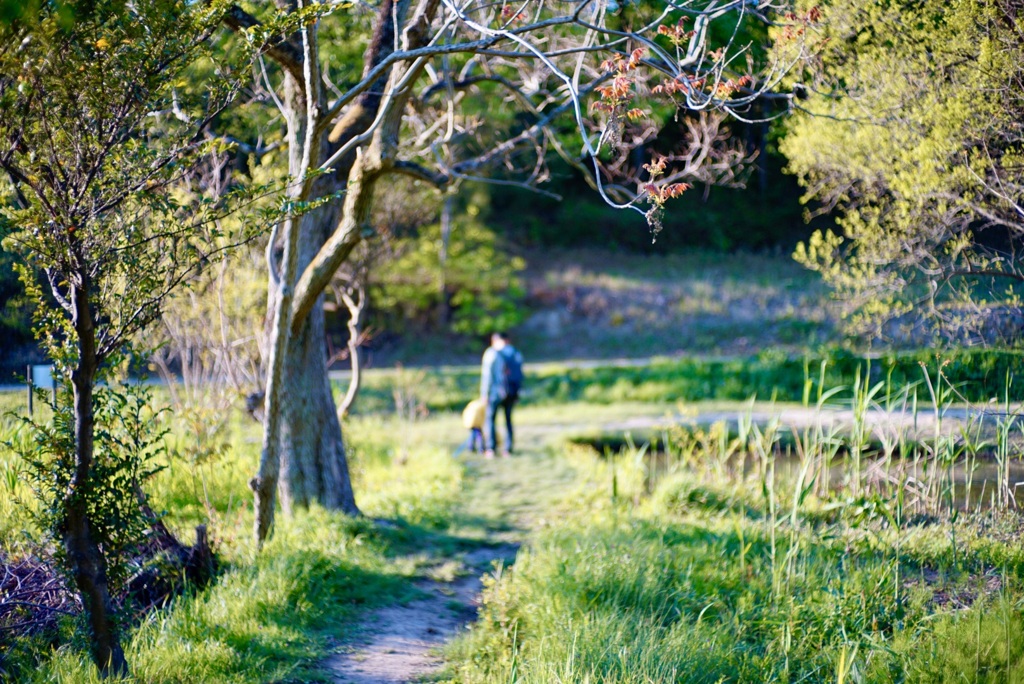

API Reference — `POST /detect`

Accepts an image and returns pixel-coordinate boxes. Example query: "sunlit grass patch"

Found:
[13,507,413,684]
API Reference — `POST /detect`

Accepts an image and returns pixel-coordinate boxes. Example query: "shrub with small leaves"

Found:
[14,383,166,594]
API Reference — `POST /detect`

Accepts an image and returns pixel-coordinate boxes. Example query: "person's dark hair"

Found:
[493,331,509,341]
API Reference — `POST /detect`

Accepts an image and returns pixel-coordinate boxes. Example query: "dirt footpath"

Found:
[326,545,518,684]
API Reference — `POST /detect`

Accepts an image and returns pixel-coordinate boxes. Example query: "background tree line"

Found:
[5,1,1023,380]
[0,123,812,381]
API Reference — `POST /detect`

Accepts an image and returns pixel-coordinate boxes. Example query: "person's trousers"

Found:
[486,396,515,452]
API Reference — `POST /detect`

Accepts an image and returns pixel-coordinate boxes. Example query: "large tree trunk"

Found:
[67,277,128,677]
[278,286,359,515]
[274,66,362,513]
[259,209,360,522]
[253,0,435,540]
[256,35,363,534]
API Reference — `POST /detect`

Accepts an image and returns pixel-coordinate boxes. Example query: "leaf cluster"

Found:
[370,193,526,336]
[0,0,271,366]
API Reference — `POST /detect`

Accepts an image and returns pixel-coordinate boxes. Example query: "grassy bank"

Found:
[3,349,1024,682]
[370,248,836,365]
[445,443,1024,683]
[347,347,1024,415]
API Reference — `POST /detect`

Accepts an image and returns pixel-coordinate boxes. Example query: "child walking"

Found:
[456,398,486,455]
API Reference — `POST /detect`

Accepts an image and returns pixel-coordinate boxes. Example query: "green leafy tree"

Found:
[783,0,1024,344]
[0,1,254,674]
[372,197,527,337]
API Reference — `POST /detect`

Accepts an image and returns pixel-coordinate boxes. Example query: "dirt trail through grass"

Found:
[325,544,517,684]
[327,429,578,684]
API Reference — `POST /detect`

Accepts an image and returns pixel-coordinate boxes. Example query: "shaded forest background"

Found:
[0,121,813,379]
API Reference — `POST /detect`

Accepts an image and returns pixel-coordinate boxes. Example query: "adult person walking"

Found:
[480,331,524,459]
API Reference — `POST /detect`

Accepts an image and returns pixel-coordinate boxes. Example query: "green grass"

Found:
[24,509,415,684]
[4,351,1024,682]
[516,248,836,360]
[0,396,465,682]
[443,445,1024,683]
[6,346,1023,424]
[363,248,833,365]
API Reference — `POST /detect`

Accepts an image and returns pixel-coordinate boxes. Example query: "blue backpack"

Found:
[497,347,524,400]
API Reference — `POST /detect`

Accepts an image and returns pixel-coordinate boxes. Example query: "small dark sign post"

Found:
[26,364,33,416]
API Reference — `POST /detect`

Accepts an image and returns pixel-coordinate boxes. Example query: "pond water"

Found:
[766,452,1024,511]
[577,434,1024,511]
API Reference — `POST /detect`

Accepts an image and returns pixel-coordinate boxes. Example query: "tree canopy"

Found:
[784,0,1024,345]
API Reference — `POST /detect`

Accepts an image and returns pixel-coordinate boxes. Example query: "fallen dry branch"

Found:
[0,522,216,654]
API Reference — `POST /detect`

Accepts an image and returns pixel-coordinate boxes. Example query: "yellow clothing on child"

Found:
[462,399,486,429]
